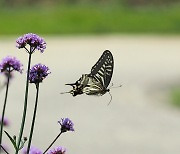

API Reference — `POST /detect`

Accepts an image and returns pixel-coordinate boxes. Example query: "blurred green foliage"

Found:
[1,0,180,7]
[171,88,180,107]
[0,0,180,35]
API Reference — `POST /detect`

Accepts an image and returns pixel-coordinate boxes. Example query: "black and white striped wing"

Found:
[90,50,114,88]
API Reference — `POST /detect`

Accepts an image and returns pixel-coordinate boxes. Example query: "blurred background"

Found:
[1,0,180,154]
[0,0,180,35]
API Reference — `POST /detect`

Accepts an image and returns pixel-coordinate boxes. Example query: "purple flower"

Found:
[48,146,66,154]
[0,56,23,73]
[0,116,10,127]
[58,118,74,133]
[22,146,42,154]
[29,63,50,84]
[16,33,46,53]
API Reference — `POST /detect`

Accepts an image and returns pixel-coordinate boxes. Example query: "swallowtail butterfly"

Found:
[63,50,114,98]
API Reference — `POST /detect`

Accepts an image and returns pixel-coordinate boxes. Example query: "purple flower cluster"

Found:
[22,146,42,154]
[0,56,23,73]
[58,118,74,133]
[48,146,66,154]
[16,33,46,53]
[29,63,50,84]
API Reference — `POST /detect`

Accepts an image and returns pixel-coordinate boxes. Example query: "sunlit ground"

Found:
[0,35,180,154]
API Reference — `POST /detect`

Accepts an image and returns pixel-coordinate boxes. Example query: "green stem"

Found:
[0,70,10,154]
[43,132,62,154]
[26,83,40,154]
[16,52,32,154]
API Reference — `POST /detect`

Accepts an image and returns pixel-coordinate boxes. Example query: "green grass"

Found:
[171,88,180,107]
[0,4,180,35]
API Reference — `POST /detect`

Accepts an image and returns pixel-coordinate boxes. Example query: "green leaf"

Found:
[4,131,18,151]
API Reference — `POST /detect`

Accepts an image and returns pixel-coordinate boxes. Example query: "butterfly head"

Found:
[61,81,83,96]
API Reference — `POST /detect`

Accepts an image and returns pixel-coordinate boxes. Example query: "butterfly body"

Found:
[64,50,114,97]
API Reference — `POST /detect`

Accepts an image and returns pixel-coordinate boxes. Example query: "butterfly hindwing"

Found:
[90,50,114,88]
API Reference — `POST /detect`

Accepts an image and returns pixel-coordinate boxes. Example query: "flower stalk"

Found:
[0,56,22,154]
[25,63,50,154]
[15,33,46,154]
[43,118,74,154]
[16,51,32,154]
[43,132,62,154]
[0,69,10,151]
[26,83,40,154]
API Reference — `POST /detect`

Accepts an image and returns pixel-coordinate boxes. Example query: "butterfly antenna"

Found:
[107,83,122,105]
[110,83,122,89]
[108,91,112,105]
[60,91,71,94]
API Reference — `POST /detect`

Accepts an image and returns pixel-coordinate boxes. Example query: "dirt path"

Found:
[0,35,180,154]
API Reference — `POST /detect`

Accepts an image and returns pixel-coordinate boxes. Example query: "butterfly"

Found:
[62,50,115,101]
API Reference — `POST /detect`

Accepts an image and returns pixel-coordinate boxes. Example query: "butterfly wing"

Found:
[90,50,114,88]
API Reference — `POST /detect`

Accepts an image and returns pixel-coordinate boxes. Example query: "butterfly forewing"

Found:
[90,50,114,88]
